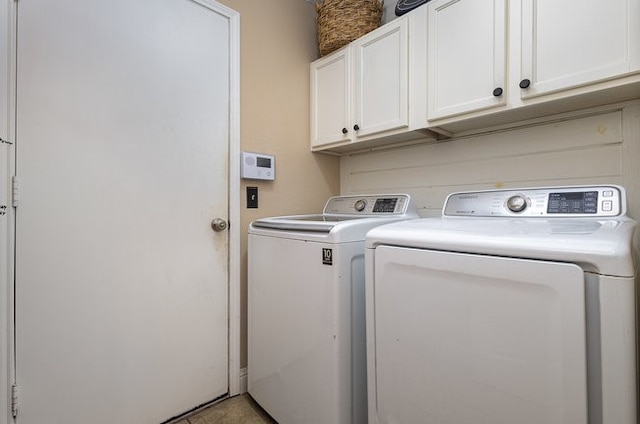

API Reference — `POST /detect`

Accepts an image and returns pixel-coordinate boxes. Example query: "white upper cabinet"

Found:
[427,0,507,120]
[310,48,351,149]
[518,0,640,100]
[353,17,409,137]
[310,6,429,153]
[311,0,640,150]
[428,0,640,133]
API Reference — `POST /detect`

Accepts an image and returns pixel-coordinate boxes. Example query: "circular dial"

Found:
[354,199,367,212]
[506,195,528,213]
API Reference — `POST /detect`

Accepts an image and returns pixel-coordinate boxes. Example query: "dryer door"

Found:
[371,246,588,424]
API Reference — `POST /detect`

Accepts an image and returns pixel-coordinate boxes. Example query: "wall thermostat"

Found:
[241,151,275,180]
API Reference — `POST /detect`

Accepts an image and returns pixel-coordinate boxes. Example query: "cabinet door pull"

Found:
[353,124,360,131]
[492,87,503,97]
[519,79,531,89]
[342,128,348,134]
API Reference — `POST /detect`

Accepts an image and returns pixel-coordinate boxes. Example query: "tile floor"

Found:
[174,394,277,424]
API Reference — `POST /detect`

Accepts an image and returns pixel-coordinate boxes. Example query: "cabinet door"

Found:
[353,18,409,137]
[427,0,507,120]
[520,0,640,99]
[311,48,351,148]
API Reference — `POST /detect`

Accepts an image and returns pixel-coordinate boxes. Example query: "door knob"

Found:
[211,218,228,232]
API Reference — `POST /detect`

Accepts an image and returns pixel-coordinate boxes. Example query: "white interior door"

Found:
[14,0,233,422]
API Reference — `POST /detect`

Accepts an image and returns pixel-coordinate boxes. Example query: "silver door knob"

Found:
[211,218,228,232]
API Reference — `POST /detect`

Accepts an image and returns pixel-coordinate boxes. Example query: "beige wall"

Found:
[216,0,341,368]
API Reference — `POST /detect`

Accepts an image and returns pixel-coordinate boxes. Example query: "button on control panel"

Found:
[444,186,625,217]
[506,195,528,213]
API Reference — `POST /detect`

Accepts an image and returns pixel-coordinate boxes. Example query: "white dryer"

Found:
[248,194,418,424]
[365,185,638,424]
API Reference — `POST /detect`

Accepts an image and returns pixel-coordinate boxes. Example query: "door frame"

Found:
[1,0,16,422]
[0,1,241,421]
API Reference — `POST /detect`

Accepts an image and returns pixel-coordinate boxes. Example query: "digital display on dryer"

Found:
[547,191,598,214]
[373,198,398,213]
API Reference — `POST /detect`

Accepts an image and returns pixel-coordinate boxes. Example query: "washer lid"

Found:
[367,185,637,276]
[366,216,638,276]
[250,194,418,235]
[250,214,362,233]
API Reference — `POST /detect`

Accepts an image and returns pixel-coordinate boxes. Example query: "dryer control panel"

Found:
[444,185,626,217]
[323,194,415,216]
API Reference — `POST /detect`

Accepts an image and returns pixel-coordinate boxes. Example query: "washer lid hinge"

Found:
[11,176,19,208]
[11,383,18,418]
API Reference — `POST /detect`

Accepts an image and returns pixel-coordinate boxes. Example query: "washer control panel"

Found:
[323,194,413,216]
[444,186,625,217]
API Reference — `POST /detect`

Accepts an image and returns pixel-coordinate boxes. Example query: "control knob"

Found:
[354,199,367,212]
[506,195,528,213]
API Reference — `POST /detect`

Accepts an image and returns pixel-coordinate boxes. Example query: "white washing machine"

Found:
[365,185,638,424]
[248,194,418,424]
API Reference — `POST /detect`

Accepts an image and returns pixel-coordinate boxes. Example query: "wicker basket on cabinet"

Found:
[316,0,384,57]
